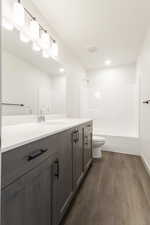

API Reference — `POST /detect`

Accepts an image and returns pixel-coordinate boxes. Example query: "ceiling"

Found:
[32,0,150,70]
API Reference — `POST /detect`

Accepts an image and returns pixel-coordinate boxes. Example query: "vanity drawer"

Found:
[2,135,57,189]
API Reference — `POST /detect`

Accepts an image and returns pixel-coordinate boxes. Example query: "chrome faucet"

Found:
[37,109,45,123]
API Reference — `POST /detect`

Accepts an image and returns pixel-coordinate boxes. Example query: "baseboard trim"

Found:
[102,145,140,156]
[100,135,140,156]
[141,155,150,177]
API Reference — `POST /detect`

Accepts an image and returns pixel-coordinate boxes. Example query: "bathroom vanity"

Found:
[1,119,93,225]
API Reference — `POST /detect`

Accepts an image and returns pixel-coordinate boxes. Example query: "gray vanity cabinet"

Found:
[52,131,73,225]
[83,122,93,171]
[2,121,93,225]
[2,157,53,225]
[2,179,26,225]
[72,127,84,189]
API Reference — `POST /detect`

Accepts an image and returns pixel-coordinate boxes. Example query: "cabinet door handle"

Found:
[27,149,48,161]
[54,159,59,179]
[76,131,79,142]
[72,130,78,143]
[84,136,88,145]
[73,132,76,143]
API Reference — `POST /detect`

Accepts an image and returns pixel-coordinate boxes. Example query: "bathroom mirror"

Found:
[2,27,66,116]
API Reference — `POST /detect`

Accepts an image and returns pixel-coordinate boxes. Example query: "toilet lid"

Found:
[93,135,105,142]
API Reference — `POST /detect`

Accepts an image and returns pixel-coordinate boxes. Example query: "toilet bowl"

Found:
[92,135,106,158]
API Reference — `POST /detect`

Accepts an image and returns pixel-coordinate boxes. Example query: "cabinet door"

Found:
[2,158,52,225]
[2,179,26,225]
[72,127,83,189]
[52,131,73,225]
[84,124,93,171]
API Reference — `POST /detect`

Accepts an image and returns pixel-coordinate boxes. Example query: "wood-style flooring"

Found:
[63,152,150,225]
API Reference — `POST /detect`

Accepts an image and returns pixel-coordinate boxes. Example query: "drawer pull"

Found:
[27,149,48,161]
[84,136,88,145]
[72,130,79,143]
[53,159,60,179]
[72,128,80,143]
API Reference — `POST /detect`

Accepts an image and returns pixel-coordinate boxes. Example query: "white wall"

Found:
[137,28,150,170]
[51,75,66,114]
[80,79,89,118]
[102,135,140,156]
[86,64,139,137]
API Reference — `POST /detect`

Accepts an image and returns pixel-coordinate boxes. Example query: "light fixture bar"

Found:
[23,7,55,42]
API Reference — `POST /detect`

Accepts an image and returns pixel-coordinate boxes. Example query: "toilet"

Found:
[92,135,106,159]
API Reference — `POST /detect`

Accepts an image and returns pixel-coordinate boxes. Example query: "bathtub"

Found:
[94,130,140,156]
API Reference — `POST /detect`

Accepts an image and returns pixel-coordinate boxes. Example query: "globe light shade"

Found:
[13,2,25,30]
[2,2,14,31]
[30,19,39,41]
[32,42,41,52]
[40,30,51,50]
[42,49,50,58]
[20,25,31,43]
[51,41,58,58]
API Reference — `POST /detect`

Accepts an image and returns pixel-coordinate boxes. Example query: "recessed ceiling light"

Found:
[59,68,65,73]
[105,60,112,66]
[87,46,98,53]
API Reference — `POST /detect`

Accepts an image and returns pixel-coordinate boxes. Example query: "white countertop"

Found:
[2,119,92,153]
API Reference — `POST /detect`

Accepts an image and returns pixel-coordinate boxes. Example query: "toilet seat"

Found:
[93,135,105,143]
[92,135,106,158]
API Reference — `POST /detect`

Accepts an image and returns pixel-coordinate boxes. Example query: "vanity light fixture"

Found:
[51,40,58,58]
[42,50,50,58]
[2,1,58,60]
[13,0,25,30]
[32,42,41,52]
[20,24,31,43]
[30,18,40,41]
[20,31,30,43]
[40,30,51,50]
[105,60,112,66]
[42,42,58,59]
